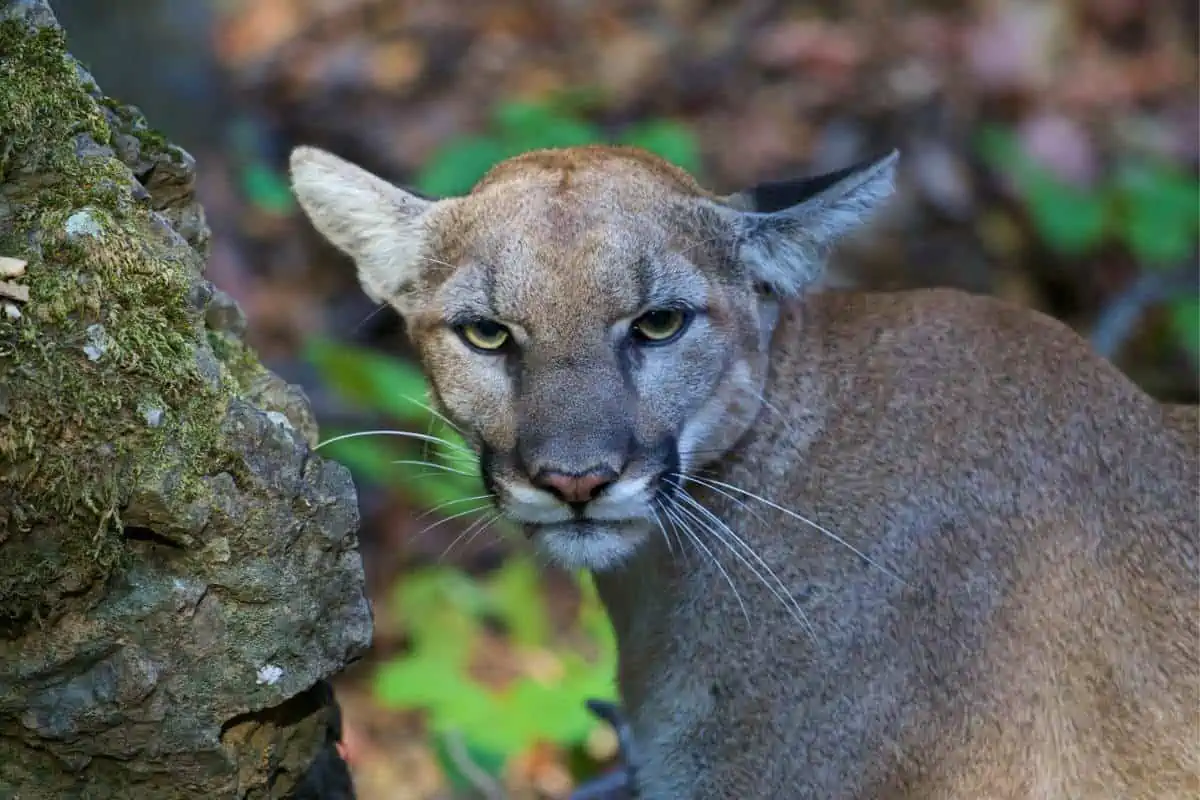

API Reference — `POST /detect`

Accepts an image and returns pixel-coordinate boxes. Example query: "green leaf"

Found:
[242,162,296,214]
[487,557,551,648]
[975,125,1110,256]
[1022,171,1109,256]
[493,100,559,138]
[303,337,431,423]
[1121,207,1194,267]
[1115,160,1200,267]
[373,560,620,783]
[526,117,605,150]
[431,732,508,793]
[577,571,618,662]
[543,85,607,116]
[974,125,1022,171]
[492,99,604,156]
[392,567,489,656]
[1169,295,1200,361]
[493,101,603,150]
[374,651,476,708]
[620,119,702,176]
[416,135,513,197]
[504,677,598,743]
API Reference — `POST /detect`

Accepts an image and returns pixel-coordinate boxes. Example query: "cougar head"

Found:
[290,144,897,570]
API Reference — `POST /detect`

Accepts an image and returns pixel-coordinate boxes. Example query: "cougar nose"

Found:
[533,467,618,505]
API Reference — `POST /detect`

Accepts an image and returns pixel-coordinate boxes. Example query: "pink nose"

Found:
[533,468,618,505]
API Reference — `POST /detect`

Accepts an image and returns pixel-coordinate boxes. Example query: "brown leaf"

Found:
[594,29,669,103]
[213,0,304,68]
[368,39,425,91]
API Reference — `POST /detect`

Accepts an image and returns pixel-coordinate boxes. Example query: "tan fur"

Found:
[289,143,1199,799]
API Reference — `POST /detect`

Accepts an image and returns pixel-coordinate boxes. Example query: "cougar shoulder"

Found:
[601,289,1198,799]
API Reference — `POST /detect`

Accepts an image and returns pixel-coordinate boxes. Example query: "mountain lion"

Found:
[289,144,1198,799]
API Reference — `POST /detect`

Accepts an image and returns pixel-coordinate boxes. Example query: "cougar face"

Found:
[290,145,896,570]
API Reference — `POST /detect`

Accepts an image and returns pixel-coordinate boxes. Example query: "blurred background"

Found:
[51,0,1198,797]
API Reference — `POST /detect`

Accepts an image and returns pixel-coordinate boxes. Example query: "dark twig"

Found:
[1090,262,1198,360]
[569,699,641,800]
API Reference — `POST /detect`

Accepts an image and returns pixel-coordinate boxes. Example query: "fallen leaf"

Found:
[368,39,425,91]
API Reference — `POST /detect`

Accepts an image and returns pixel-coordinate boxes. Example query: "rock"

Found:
[205,286,249,339]
[0,2,371,797]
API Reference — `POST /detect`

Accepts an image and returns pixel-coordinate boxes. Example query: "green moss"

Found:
[0,19,225,633]
[208,329,267,392]
[100,96,178,163]
[0,23,111,185]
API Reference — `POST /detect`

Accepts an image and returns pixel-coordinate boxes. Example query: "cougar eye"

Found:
[631,308,691,345]
[457,319,511,352]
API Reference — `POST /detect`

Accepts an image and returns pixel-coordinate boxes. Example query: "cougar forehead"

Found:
[414,146,731,336]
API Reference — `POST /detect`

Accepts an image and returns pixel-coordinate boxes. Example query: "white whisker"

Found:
[684,474,908,587]
[390,459,478,478]
[316,428,474,455]
[349,302,391,336]
[418,254,460,271]
[399,394,465,436]
[414,493,496,523]
[654,497,692,568]
[661,496,751,627]
[420,398,437,465]
[413,502,492,544]
[439,510,502,561]
[456,511,504,554]
[746,389,798,438]
[669,483,819,646]
[405,469,473,484]
[648,501,674,558]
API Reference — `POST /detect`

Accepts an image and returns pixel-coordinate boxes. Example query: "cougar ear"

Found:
[723,150,899,296]
[289,146,438,304]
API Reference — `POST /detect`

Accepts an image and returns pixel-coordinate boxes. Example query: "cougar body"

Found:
[289,144,1199,799]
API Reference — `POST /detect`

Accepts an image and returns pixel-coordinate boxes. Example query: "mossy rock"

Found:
[0,4,370,798]
[0,16,224,635]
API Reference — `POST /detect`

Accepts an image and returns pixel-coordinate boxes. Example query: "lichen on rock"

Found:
[0,2,371,797]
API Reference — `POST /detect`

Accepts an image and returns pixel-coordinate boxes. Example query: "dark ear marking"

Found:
[747,153,897,213]
[726,149,900,297]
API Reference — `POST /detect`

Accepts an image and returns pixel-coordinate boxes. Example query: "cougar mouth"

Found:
[480,440,678,569]
[528,517,653,571]
[524,516,647,536]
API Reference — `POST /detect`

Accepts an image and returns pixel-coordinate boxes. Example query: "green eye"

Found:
[631,308,690,344]
[458,319,511,352]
